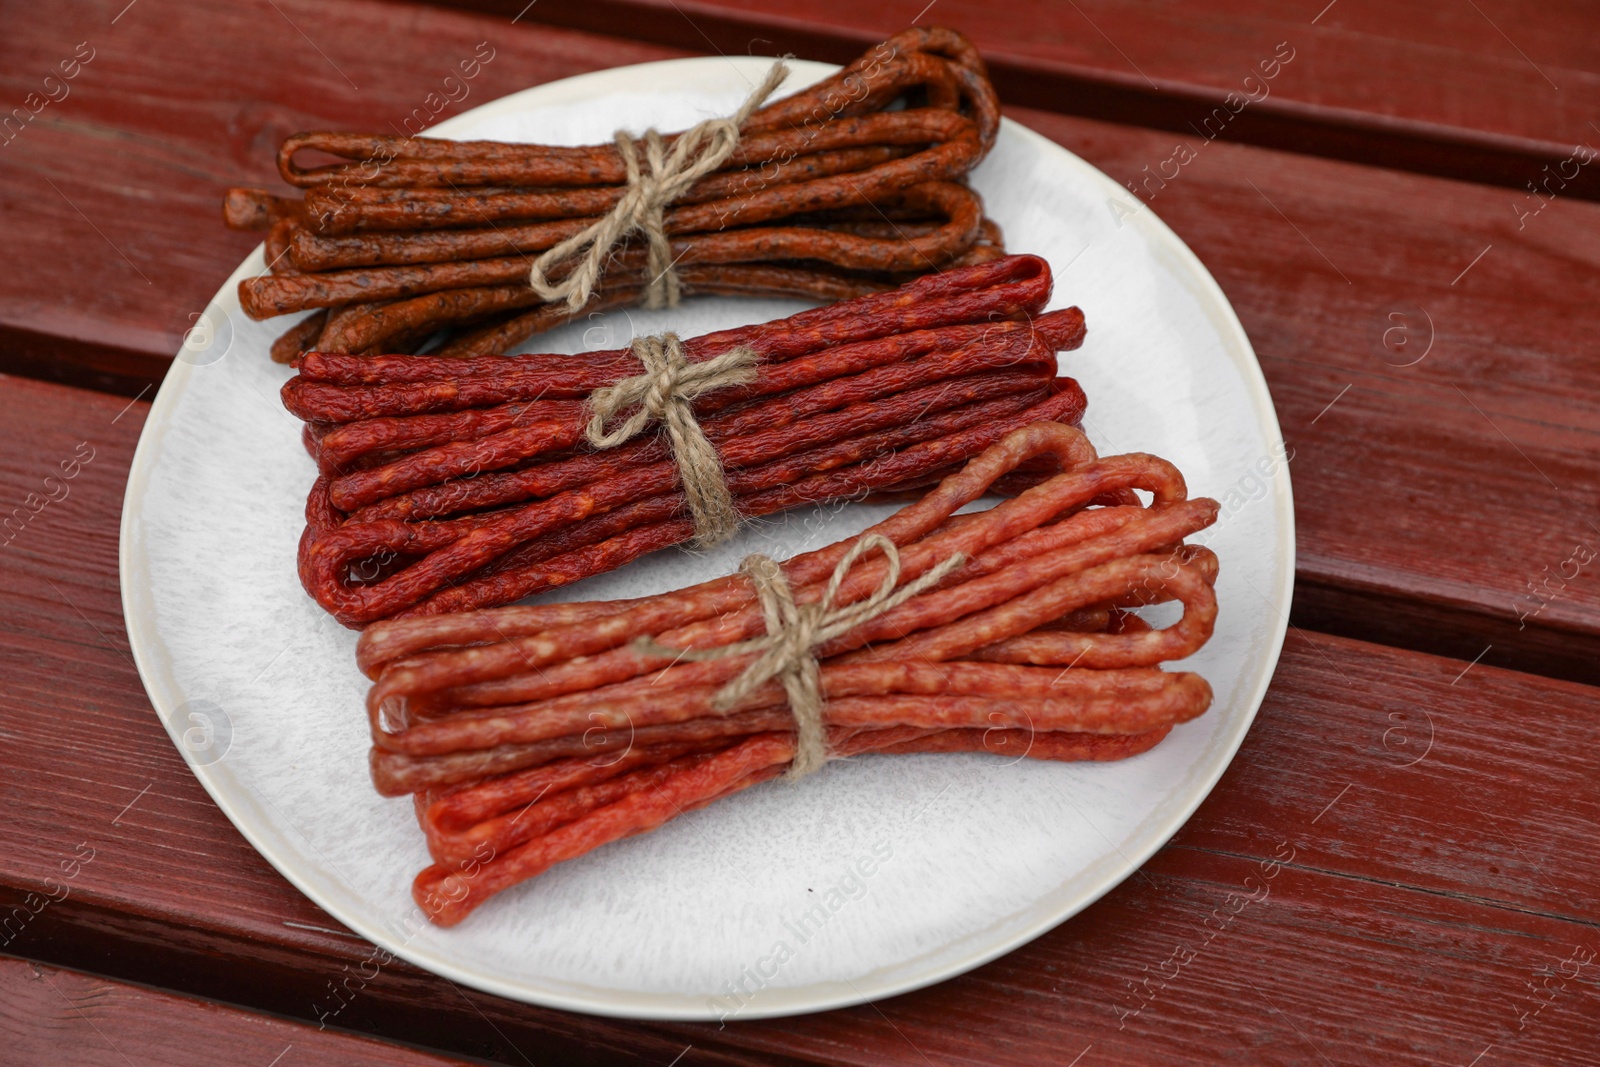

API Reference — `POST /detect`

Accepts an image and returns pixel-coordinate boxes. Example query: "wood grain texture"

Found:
[2,375,1598,1065]
[0,957,484,1067]
[460,0,1600,200]
[0,0,681,393]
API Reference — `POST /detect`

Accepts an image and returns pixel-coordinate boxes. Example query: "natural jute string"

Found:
[637,534,967,779]
[529,59,792,312]
[586,332,758,547]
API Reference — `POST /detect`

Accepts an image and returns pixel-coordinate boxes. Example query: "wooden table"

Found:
[3,1,1597,1062]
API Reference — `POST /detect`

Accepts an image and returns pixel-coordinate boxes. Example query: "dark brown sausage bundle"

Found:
[224,27,1008,359]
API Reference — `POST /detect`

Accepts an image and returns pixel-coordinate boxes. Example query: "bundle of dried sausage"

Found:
[287,255,1095,627]
[354,421,1221,926]
[226,27,1007,360]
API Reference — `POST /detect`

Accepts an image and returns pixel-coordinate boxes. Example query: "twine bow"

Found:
[638,535,967,779]
[529,59,792,312]
[586,333,758,546]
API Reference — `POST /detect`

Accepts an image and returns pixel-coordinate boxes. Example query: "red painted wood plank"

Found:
[0,957,481,1067]
[1016,104,1600,681]
[2,374,1598,1064]
[0,0,683,394]
[472,0,1600,200]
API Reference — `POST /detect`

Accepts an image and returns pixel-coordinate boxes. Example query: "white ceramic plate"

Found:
[121,56,1293,1020]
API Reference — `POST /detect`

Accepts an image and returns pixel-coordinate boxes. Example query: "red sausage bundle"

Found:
[354,422,1222,925]
[284,255,1093,627]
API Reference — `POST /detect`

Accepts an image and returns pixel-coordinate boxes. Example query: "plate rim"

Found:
[119,54,1295,1020]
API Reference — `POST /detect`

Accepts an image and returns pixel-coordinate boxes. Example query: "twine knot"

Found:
[529,59,791,312]
[638,535,967,779]
[586,333,758,546]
